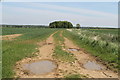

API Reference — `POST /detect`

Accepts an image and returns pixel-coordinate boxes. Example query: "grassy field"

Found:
[2,27,57,78]
[1,27,119,78]
[63,29,118,72]
[88,29,118,35]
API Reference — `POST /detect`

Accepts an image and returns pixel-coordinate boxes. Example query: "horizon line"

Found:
[1,24,118,28]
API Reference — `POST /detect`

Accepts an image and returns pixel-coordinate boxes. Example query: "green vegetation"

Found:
[2,27,48,35]
[88,29,118,35]
[65,74,81,78]
[53,31,64,44]
[76,24,81,29]
[53,31,75,62]
[65,73,87,79]
[49,21,73,28]
[2,27,57,78]
[2,27,119,78]
[64,29,118,72]
[0,27,2,79]
[53,45,75,62]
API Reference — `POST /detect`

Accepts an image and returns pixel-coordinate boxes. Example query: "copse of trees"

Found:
[49,21,73,28]
[76,24,81,29]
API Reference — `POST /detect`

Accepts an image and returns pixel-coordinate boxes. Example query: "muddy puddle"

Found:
[68,48,79,51]
[22,60,57,75]
[84,61,104,70]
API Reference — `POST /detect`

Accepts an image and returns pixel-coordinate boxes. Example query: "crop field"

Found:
[1,27,118,78]
[88,29,118,35]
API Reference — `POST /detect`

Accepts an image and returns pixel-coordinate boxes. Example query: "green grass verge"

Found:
[2,27,57,78]
[53,45,75,62]
[2,40,37,78]
[65,74,87,79]
[53,31,75,62]
[65,74,81,78]
[63,30,118,72]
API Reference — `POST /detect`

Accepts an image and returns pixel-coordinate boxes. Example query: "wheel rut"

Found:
[14,31,118,78]
[63,33,118,78]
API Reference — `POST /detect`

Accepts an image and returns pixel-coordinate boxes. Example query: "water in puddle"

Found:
[84,61,103,70]
[68,48,79,51]
[23,60,57,75]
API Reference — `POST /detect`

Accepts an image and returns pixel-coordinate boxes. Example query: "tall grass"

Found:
[64,29,118,72]
[2,27,57,78]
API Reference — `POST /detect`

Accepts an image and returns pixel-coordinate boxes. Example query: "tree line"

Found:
[49,21,74,28]
[1,21,81,29]
[2,25,48,28]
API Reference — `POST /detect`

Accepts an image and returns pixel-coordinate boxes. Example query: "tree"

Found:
[49,21,73,28]
[76,24,80,29]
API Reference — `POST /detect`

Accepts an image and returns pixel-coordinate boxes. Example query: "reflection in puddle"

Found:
[68,48,79,51]
[23,60,57,75]
[84,61,103,70]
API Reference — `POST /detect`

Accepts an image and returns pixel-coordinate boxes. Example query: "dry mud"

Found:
[63,37,118,78]
[14,31,118,78]
[1,34,22,40]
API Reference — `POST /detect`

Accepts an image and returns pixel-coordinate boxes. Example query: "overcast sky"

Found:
[1,2,118,28]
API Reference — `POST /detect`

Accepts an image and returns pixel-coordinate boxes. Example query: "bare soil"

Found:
[63,37,118,78]
[15,32,57,78]
[1,34,22,40]
[14,31,118,78]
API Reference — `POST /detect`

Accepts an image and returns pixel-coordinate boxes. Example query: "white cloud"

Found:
[22,3,117,18]
[2,3,118,28]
